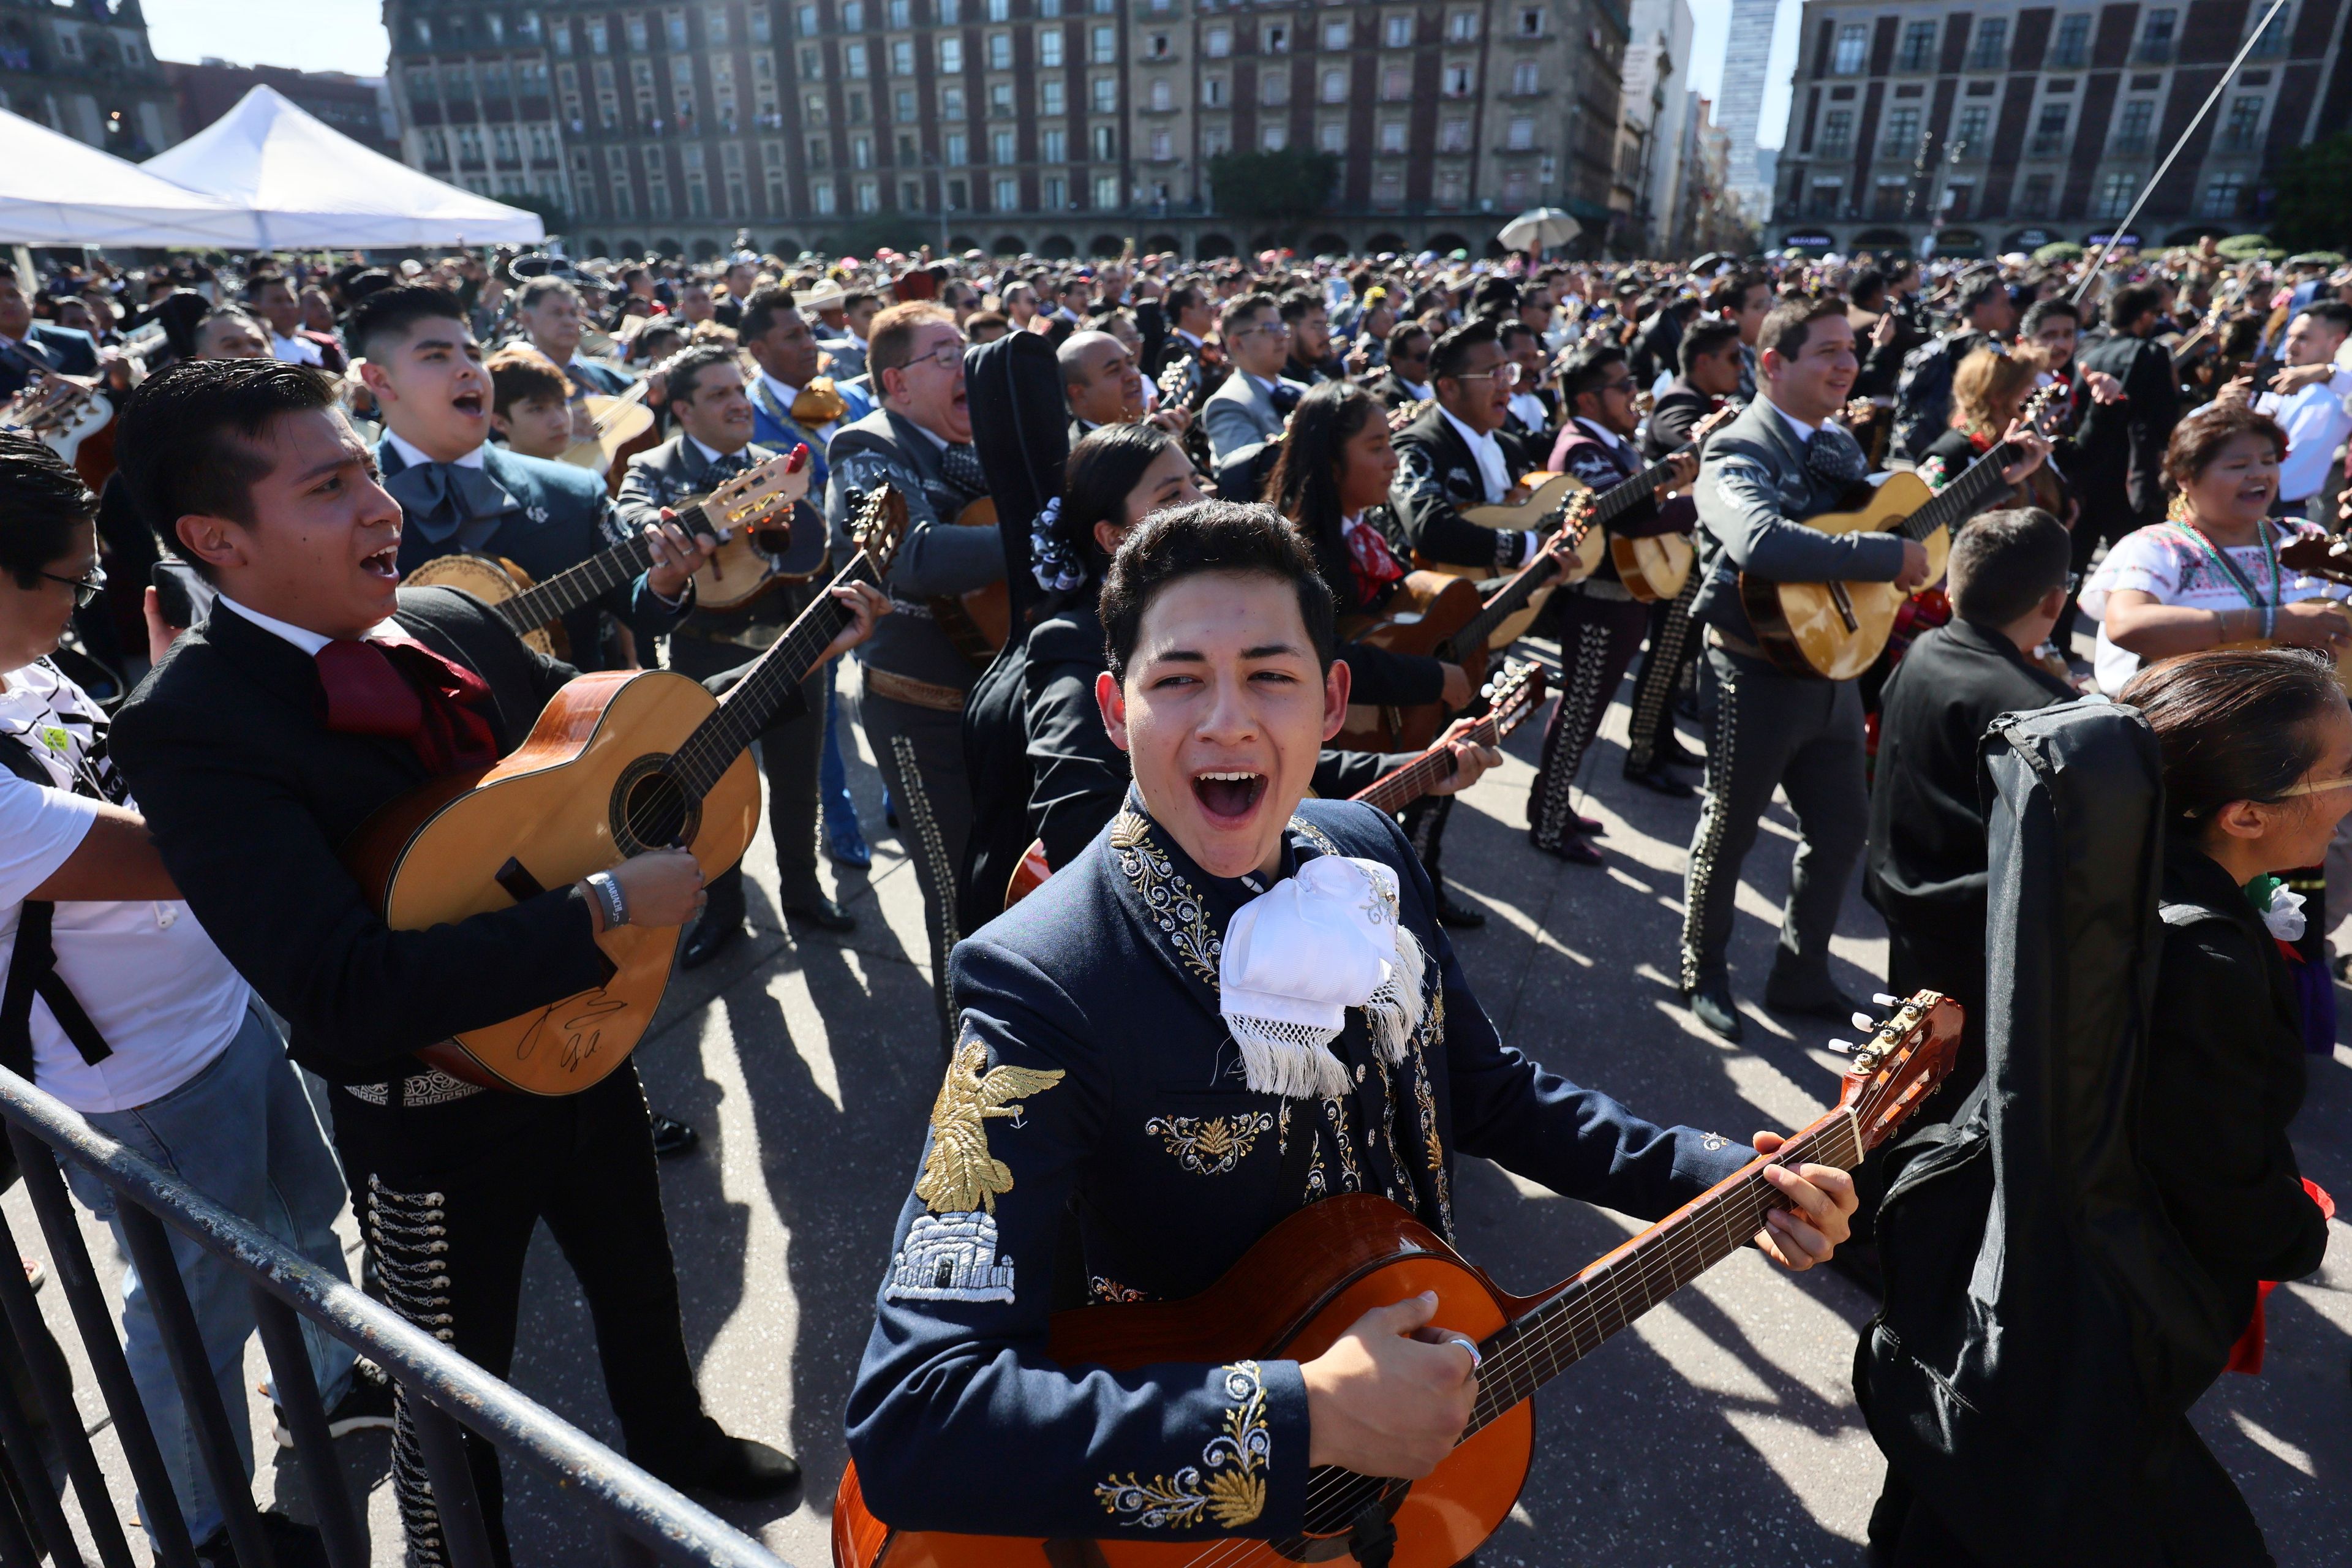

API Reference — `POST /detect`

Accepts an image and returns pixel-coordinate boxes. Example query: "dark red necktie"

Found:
[315,631,499,777]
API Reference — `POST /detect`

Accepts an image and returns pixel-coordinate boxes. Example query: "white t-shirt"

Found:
[2078,519,2350,694]
[2254,366,2352,503]
[0,660,249,1112]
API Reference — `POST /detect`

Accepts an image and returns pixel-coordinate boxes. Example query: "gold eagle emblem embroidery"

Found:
[915,1039,1066,1216]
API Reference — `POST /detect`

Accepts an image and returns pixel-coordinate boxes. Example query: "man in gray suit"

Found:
[1679,300,1928,1042]
[1200,292,1308,492]
[825,301,1004,1039]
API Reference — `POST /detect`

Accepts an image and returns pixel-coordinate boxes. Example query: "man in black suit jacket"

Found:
[1643,318,1743,461]
[1365,322,1434,411]
[106,358,881,1566]
[1388,320,1544,573]
[1865,508,2075,1110]
[2067,284,2179,640]
[0,281,100,398]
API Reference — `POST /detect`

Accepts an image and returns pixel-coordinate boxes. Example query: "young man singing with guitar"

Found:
[845,501,1858,1561]
[104,358,883,1566]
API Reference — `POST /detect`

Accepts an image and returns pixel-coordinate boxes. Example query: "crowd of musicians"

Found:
[1,235,2349,1567]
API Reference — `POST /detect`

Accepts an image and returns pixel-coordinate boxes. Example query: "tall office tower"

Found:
[1714,0,1777,213]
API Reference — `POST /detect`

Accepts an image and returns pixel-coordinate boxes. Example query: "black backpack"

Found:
[1891,333,1966,463]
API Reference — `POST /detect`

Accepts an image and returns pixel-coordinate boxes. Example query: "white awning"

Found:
[0,107,263,248]
[142,86,545,250]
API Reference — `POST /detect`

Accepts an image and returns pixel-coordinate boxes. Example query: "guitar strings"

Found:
[1162,1107,1884,1567]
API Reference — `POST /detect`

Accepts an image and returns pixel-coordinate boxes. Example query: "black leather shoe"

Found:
[1686,978,1743,1041]
[1529,832,1605,866]
[783,895,857,933]
[1657,734,1706,770]
[1433,889,1487,928]
[657,1434,804,1504]
[1763,981,1863,1023]
[195,1511,328,1568]
[649,1114,701,1159]
[1622,758,1696,798]
[677,911,744,970]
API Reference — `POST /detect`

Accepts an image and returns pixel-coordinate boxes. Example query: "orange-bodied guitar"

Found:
[342,485,907,1096]
[832,991,1963,1568]
[1740,386,2056,681]
[1002,660,1551,910]
[404,444,816,656]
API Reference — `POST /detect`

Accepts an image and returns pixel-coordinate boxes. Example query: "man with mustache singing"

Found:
[845,501,1856,1550]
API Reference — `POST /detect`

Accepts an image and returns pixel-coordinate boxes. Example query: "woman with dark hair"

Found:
[2081,402,2351,695]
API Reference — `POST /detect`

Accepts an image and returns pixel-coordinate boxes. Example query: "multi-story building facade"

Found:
[1617,0,1695,254]
[1771,0,2350,257]
[1713,0,1778,214]
[380,1,1642,263]
[0,0,177,159]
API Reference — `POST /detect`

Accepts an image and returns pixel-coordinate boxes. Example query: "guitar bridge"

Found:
[1827,581,1859,634]
[494,857,549,903]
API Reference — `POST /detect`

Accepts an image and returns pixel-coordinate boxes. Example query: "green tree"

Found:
[1204,147,1340,228]
[2268,133,2352,252]
[502,193,570,238]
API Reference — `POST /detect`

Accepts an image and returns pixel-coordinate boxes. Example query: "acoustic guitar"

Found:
[1441,474,1606,584]
[2202,532,2352,693]
[560,375,662,492]
[403,446,818,655]
[832,991,1962,1568]
[1,372,116,490]
[1740,385,2057,682]
[1608,403,1741,601]
[344,484,906,1096]
[1002,660,1550,910]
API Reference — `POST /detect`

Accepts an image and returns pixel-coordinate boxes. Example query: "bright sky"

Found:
[142,0,390,77]
[144,0,1809,147]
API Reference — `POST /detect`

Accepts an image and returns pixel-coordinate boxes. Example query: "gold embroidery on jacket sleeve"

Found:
[1145,1112,1276,1175]
[914,1039,1066,1216]
[1095,1361,1270,1529]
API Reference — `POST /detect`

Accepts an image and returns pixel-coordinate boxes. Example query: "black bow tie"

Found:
[1268,382,1303,418]
[1805,422,1871,488]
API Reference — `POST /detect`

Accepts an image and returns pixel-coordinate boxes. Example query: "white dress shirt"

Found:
[1437,404,1537,563]
[2256,366,2352,503]
[216,594,400,655]
[383,428,488,472]
[270,331,323,367]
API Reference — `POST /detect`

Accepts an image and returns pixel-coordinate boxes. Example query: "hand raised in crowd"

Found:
[2084,368,2125,404]
[1996,417,2053,487]
[1870,310,1898,350]
[2268,361,2337,397]
[644,508,725,600]
[1425,714,1504,797]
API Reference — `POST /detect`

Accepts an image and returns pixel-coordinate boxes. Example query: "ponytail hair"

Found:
[2117,647,2345,823]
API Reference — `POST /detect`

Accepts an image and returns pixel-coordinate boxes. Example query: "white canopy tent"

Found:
[0,107,263,249]
[143,86,545,250]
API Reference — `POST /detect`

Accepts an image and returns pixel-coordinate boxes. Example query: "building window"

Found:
[1093,172,1118,208]
[1091,24,1115,62]
[1323,18,1349,50]
[813,179,837,213]
[668,12,690,49]
[1442,64,1472,96]
[1817,107,1852,157]
[1150,77,1172,111]
[1447,10,1477,42]
[2113,98,2154,154]
[2220,94,2264,152]
[843,1,867,28]
[1318,121,1344,152]
[1374,168,1402,207]
[2096,169,2134,218]
[1320,68,1346,103]
[895,88,918,121]
[1150,128,1172,159]
[1205,25,1231,58]
[1871,174,1909,219]
[1261,124,1287,151]
[1897,21,1936,72]
[992,173,1017,208]
[1043,172,1066,205]
[796,4,820,35]
[2138,7,2177,63]
[945,129,968,162]
[2031,103,2068,156]
[845,41,869,76]
[1807,178,1841,217]
[902,176,922,208]
[990,81,1015,114]
[2018,173,2053,215]
[1261,70,1289,107]
[1201,126,1228,155]
[938,36,963,72]
[853,177,878,211]
[1952,104,1988,156]
[2049,14,2091,69]
[1502,168,1529,205]
[986,127,1011,161]
[1882,106,1920,157]
[1384,15,1413,48]
[1831,23,1866,75]
[1042,78,1065,113]
[807,135,830,168]
[2249,6,2292,56]
[1204,75,1226,106]
[1039,28,1065,68]
[1381,67,1409,100]
[1967,16,2008,70]
[1264,23,1288,52]
[1041,126,1066,161]
[851,134,872,167]
[988,32,1012,69]
[1093,76,1116,111]
[1506,115,1534,150]
[626,15,649,50]
[1438,116,1468,153]
[1378,119,1406,154]
[942,85,965,116]
[1512,61,1539,95]
[892,39,916,74]
[2202,172,2246,218]
[1436,167,1465,208]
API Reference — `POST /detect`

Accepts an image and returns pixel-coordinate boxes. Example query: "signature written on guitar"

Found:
[514,991,634,1074]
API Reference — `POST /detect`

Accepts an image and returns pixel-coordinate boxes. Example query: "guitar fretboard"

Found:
[1351,717,1488,815]
[491,497,718,636]
[1459,1112,1862,1437]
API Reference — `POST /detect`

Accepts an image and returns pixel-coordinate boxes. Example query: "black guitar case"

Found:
[1856,697,2244,1562]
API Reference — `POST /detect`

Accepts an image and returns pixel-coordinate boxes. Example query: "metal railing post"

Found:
[249,1289,367,1568]
[5,1129,197,1568]
[0,1330,82,1568]
[404,1394,501,1568]
[110,1205,271,1568]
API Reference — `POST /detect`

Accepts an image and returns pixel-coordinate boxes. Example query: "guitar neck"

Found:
[667,545,876,802]
[1351,713,1494,815]
[1453,540,1570,657]
[1900,439,2017,543]
[1590,450,1684,527]
[494,496,717,635]
[1458,1110,1861,1440]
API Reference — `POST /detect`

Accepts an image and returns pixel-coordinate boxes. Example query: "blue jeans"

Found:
[820,662,867,850]
[65,1003,356,1545]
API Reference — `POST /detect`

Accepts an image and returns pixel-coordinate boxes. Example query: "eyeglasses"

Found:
[39,564,105,608]
[898,340,965,373]
[2270,774,2352,800]
[1452,363,1525,387]
[1232,322,1292,341]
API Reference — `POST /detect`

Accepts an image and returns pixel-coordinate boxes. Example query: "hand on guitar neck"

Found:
[1300,1128,1856,1479]
[643,507,725,600]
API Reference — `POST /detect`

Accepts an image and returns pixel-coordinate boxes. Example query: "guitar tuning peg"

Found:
[1850,1012,1877,1032]
[1871,993,1898,1007]
[1829,1038,1857,1054]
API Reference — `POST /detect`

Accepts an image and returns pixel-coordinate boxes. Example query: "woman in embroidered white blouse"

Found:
[2083,402,2350,695]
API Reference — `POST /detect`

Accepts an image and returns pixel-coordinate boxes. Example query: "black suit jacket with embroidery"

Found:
[845,796,1751,1542]
[1387,404,1542,573]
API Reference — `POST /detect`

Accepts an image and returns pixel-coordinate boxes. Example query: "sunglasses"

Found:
[40,564,105,608]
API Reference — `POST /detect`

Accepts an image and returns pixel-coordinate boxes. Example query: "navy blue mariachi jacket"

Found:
[845,795,1754,1542]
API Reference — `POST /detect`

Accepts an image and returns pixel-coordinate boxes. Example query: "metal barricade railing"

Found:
[0,1065,795,1568]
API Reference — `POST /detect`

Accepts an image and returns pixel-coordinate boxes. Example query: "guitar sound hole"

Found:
[1286,1469,1405,1557]
[611,756,702,855]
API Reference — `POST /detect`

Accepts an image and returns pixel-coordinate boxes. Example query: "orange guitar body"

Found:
[832,1194,1534,1568]
[1334,571,1487,752]
[342,669,761,1095]
[934,497,1011,662]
